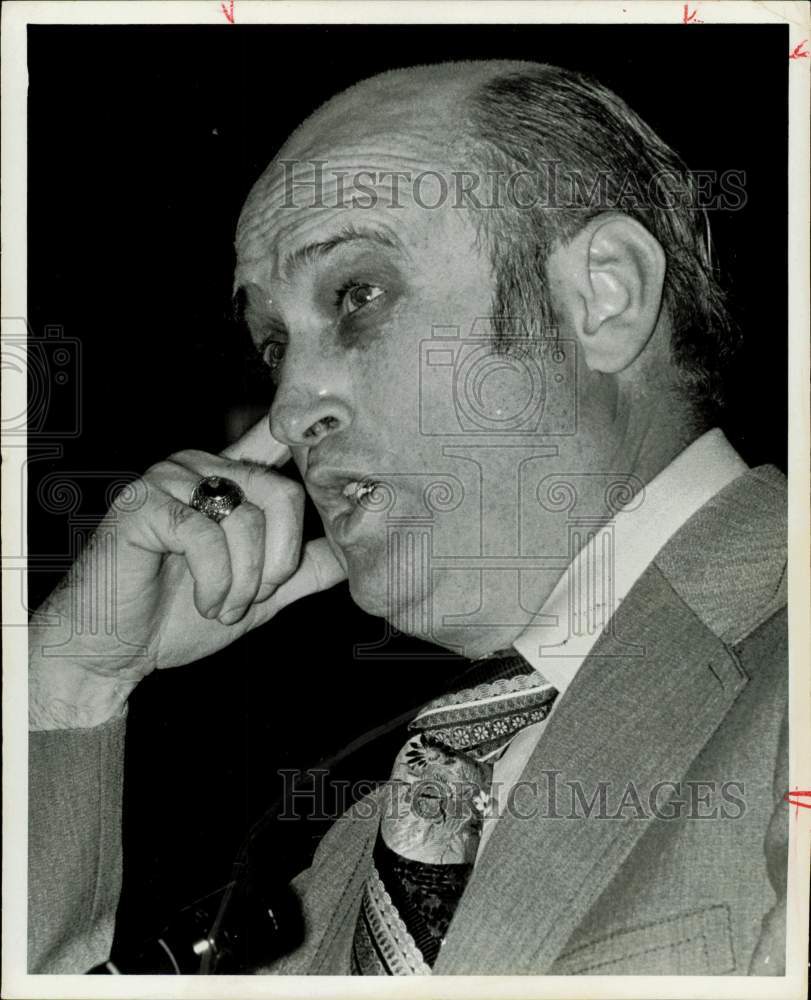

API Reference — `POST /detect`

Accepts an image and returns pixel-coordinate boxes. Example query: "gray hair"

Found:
[464,64,740,422]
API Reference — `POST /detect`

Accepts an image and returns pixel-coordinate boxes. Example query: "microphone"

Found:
[87,873,304,974]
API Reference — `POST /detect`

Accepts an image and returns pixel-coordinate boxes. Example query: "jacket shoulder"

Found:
[654,465,787,646]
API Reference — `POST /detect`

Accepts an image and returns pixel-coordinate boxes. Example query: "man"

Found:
[29,60,787,975]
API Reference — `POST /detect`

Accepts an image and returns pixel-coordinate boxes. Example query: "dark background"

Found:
[27,23,788,955]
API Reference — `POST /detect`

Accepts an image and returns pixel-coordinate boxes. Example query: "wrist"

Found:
[29,649,137,732]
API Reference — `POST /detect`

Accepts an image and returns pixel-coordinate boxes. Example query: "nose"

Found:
[269,355,353,448]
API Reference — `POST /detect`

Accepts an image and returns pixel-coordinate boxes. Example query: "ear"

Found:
[549,215,666,374]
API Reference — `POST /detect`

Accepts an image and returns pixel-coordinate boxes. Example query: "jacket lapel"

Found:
[434,464,786,974]
[433,560,749,974]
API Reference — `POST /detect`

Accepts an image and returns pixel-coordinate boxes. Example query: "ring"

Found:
[189,475,246,523]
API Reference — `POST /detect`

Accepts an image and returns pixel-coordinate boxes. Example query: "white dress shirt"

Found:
[477,429,748,858]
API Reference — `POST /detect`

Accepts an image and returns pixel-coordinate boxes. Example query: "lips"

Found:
[304,462,377,513]
[306,465,367,499]
[342,480,379,503]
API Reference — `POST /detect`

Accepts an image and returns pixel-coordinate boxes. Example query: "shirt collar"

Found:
[512,429,747,692]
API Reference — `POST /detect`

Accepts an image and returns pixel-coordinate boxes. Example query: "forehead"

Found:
[234,89,473,291]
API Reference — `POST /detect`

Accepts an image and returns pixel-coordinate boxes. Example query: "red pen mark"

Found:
[783,788,811,818]
[682,4,703,24]
[221,0,235,23]
[789,40,809,60]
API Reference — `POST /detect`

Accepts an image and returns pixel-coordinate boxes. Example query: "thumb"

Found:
[264,537,347,615]
[221,418,290,468]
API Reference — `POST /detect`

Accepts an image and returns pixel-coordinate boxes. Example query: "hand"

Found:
[29,420,346,729]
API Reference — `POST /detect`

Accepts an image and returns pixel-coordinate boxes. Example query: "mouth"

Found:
[304,466,384,544]
[341,479,380,504]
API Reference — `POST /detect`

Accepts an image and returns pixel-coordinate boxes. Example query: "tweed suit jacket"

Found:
[28,465,788,976]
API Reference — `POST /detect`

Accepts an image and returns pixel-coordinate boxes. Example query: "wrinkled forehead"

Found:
[234,85,472,288]
[234,160,467,295]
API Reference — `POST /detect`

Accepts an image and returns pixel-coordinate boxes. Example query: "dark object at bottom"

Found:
[87,876,304,974]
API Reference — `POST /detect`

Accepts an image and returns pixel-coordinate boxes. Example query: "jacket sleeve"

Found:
[28,714,126,973]
[748,705,788,975]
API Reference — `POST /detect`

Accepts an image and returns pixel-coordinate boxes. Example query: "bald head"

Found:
[279,59,534,161]
[235,60,535,257]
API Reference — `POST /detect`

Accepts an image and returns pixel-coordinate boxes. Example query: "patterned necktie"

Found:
[351,654,558,975]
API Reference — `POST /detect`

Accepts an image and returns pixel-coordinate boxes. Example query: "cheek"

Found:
[351,314,423,422]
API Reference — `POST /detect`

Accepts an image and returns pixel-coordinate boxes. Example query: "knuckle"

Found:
[143,459,180,483]
[239,466,303,511]
[167,448,210,468]
[163,505,230,565]
[163,498,204,535]
[237,499,265,523]
[241,461,276,496]
[227,502,265,541]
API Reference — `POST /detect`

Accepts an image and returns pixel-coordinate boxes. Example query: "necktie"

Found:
[351,654,558,975]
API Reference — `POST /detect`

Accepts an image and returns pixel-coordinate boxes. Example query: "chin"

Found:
[339,546,389,615]
[345,572,392,619]
[345,571,494,658]
[343,552,436,639]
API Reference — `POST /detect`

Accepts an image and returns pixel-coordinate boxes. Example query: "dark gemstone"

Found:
[198,476,228,499]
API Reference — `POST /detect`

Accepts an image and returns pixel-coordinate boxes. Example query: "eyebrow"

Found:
[281,224,402,281]
[233,224,403,335]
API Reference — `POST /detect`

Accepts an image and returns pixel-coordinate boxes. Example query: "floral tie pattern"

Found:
[351,656,557,975]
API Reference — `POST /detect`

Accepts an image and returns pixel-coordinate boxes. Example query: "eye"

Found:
[337,282,385,316]
[260,340,286,375]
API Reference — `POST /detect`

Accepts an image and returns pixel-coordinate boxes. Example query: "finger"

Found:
[221,418,291,468]
[158,452,302,601]
[264,537,346,614]
[128,494,233,618]
[142,459,248,617]
[251,474,304,602]
[215,501,267,624]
